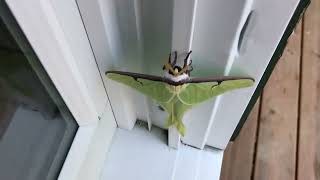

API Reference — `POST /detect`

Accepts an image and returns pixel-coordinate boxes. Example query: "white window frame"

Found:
[4,0,308,179]
[75,0,304,150]
[5,0,117,180]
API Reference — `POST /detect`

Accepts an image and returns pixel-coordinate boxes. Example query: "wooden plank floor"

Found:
[220,1,320,180]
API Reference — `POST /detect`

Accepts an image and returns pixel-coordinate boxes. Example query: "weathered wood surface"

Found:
[253,22,301,180]
[298,1,320,180]
[220,99,260,180]
[221,21,303,180]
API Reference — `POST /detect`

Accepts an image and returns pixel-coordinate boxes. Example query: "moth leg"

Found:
[184,51,192,62]
[183,51,192,68]
[133,77,144,85]
[211,81,222,89]
[163,52,172,70]
[187,59,193,75]
[158,105,165,111]
[172,51,177,65]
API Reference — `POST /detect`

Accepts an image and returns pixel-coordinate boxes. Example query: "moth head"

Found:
[162,51,193,77]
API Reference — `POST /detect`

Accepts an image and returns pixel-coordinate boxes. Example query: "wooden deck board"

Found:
[220,99,260,180]
[220,21,304,180]
[253,22,301,180]
[298,1,320,179]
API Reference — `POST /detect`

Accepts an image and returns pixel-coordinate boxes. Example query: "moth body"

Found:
[165,83,187,95]
[164,71,189,82]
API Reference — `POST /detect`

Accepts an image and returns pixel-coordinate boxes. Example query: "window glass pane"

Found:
[0,2,78,180]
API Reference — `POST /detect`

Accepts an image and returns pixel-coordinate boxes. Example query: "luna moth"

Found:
[106,51,254,136]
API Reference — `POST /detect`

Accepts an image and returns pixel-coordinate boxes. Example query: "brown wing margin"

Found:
[185,76,255,84]
[106,71,178,85]
[106,71,254,86]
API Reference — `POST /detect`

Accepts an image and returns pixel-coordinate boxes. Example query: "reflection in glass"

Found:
[0,2,78,180]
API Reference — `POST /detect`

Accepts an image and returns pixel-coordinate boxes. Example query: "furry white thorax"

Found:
[164,71,189,82]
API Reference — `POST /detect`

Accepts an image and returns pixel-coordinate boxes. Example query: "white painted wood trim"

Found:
[72,0,302,151]
[169,0,198,148]
[101,124,224,180]
[58,126,96,180]
[200,0,254,149]
[181,0,255,149]
[7,0,98,126]
[76,0,145,130]
[75,108,117,180]
[6,0,117,179]
[206,0,301,149]
[171,0,198,53]
[168,127,180,149]
[59,97,116,180]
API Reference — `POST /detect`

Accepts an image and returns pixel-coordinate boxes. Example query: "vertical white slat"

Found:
[206,0,300,149]
[77,0,149,130]
[171,0,198,53]
[99,0,141,130]
[168,0,198,149]
[168,127,180,149]
[203,0,254,149]
[49,0,110,117]
[78,0,175,132]
[133,0,152,131]
[181,0,252,149]
[223,0,255,76]
[139,0,174,131]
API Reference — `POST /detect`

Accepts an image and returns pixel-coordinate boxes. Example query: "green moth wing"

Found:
[106,72,174,103]
[106,70,255,136]
[178,78,254,105]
